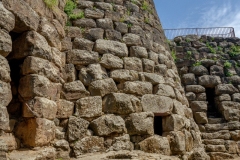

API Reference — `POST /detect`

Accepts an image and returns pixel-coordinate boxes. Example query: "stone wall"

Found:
[0,0,208,159]
[170,35,240,159]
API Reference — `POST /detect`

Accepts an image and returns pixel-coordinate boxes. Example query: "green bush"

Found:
[225,71,233,77]
[206,42,216,54]
[44,0,58,9]
[229,45,240,57]
[171,50,177,62]
[69,11,85,20]
[64,0,76,16]
[193,61,201,66]
[224,61,232,68]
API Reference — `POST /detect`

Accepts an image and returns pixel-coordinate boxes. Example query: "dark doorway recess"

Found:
[206,88,221,118]
[154,116,162,136]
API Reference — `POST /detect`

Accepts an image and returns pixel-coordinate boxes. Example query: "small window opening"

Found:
[154,116,162,136]
[206,88,221,118]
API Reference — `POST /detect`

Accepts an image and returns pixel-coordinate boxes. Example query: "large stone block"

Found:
[198,75,221,88]
[103,93,142,115]
[123,33,141,46]
[18,74,61,101]
[185,85,205,93]
[202,130,231,140]
[78,63,108,86]
[2,0,39,32]
[76,96,103,118]
[130,46,148,58]
[72,136,105,157]
[0,80,12,107]
[15,118,55,147]
[22,56,63,83]
[67,116,89,142]
[0,30,12,57]
[56,99,74,119]
[67,49,99,65]
[193,112,208,124]
[61,80,89,101]
[89,78,118,97]
[182,73,196,85]
[0,2,15,32]
[162,114,186,131]
[51,47,66,69]
[190,101,207,112]
[189,65,208,76]
[124,57,143,72]
[153,84,175,98]
[141,94,173,116]
[94,39,128,57]
[100,54,123,69]
[0,55,10,82]
[110,69,139,82]
[0,107,9,131]
[125,112,154,135]
[23,97,57,120]
[139,135,170,155]
[166,131,186,154]
[0,133,18,152]
[123,81,152,96]
[11,31,52,60]
[108,134,133,151]
[90,114,126,136]
[139,72,165,85]
[215,84,239,95]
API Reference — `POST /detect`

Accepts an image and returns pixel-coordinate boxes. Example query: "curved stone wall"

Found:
[0,0,208,159]
[170,35,240,159]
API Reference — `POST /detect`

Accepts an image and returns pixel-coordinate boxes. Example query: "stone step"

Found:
[208,152,234,160]
[208,118,225,124]
[205,123,228,131]
[203,139,225,145]
[202,130,231,140]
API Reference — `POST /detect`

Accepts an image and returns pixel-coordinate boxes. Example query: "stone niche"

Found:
[0,0,210,160]
[172,34,240,159]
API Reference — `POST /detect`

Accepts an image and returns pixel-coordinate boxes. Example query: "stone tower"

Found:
[0,0,208,159]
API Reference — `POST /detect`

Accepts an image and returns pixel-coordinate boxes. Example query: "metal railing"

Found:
[164,27,235,40]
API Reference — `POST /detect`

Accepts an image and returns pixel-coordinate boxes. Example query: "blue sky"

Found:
[154,0,240,37]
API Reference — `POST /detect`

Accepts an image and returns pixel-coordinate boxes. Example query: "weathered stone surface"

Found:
[188,149,210,160]
[3,0,39,32]
[90,114,126,136]
[230,130,240,141]
[76,96,103,118]
[62,63,76,82]
[0,2,15,32]
[62,80,89,101]
[186,92,196,101]
[15,118,55,147]
[89,78,118,97]
[162,114,186,131]
[100,54,123,69]
[22,56,63,83]
[219,101,240,111]
[141,94,173,116]
[190,101,207,112]
[125,112,154,135]
[185,85,205,93]
[202,130,231,140]
[73,38,94,51]
[0,30,12,57]
[130,46,148,58]
[11,31,52,60]
[67,116,89,142]
[153,84,175,98]
[108,134,133,151]
[123,81,152,96]
[0,107,9,131]
[0,80,12,107]
[103,93,141,115]
[166,131,186,154]
[96,18,113,29]
[124,57,143,72]
[38,18,61,49]
[225,140,239,154]
[232,93,240,102]
[189,65,208,76]
[123,33,141,46]
[23,97,57,120]
[7,147,56,160]
[67,49,99,65]
[193,112,208,124]
[56,99,74,119]
[210,65,224,76]
[142,59,155,73]
[0,133,18,152]
[85,8,104,19]
[198,75,221,88]
[94,39,128,57]
[110,69,138,82]
[139,135,170,155]
[19,74,61,101]
[79,63,108,86]
[139,72,165,85]
[217,94,231,101]
[73,18,96,28]
[205,123,228,131]
[215,84,239,95]
[208,152,233,160]
[0,55,10,82]
[72,136,105,157]
[182,73,196,85]
[51,47,66,69]
[53,139,70,159]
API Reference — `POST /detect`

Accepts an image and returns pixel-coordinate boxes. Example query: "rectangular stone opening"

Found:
[206,88,221,118]
[154,116,162,136]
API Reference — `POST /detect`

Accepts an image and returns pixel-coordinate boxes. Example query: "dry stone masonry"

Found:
[170,35,240,159]
[0,0,221,159]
